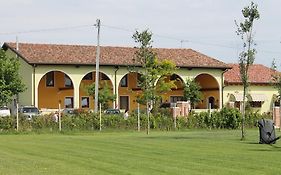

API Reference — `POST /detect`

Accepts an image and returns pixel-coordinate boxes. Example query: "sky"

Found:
[1,0,281,68]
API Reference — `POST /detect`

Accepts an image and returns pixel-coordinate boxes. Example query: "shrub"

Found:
[187,108,243,129]
[0,108,274,132]
[0,116,15,131]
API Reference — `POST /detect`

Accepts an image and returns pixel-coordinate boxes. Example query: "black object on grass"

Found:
[258,119,280,144]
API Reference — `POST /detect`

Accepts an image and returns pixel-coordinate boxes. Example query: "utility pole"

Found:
[16,36,19,131]
[94,19,101,113]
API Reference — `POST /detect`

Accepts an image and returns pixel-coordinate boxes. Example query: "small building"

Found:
[2,42,229,112]
[223,64,278,113]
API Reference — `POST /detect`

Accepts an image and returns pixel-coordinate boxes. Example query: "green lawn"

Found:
[0,130,280,175]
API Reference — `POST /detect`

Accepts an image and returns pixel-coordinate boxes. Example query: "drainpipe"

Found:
[114,66,119,109]
[221,69,228,108]
[33,64,36,107]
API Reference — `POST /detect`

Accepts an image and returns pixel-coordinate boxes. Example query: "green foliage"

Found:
[235,2,260,89]
[271,72,281,102]
[235,2,260,139]
[0,108,271,132]
[132,30,176,111]
[87,82,116,110]
[0,116,15,131]
[183,78,202,108]
[0,49,26,106]
[271,63,281,122]
[186,108,269,130]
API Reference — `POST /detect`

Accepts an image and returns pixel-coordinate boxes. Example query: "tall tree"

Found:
[271,59,281,128]
[132,30,176,134]
[235,2,260,140]
[0,49,26,106]
[183,78,202,109]
[271,58,277,71]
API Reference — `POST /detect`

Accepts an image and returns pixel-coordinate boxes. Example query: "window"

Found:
[64,75,73,88]
[170,74,179,81]
[120,96,129,110]
[250,101,262,108]
[46,71,54,87]
[81,97,90,108]
[65,97,74,108]
[137,74,142,87]
[120,75,128,87]
[83,72,93,80]
[170,96,183,103]
[208,97,215,109]
[235,102,241,109]
[100,73,110,80]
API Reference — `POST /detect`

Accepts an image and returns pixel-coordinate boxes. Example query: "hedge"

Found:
[0,108,273,132]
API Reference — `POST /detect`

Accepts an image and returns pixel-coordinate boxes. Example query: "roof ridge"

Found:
[5,42,198,51]
[3,42,229,69]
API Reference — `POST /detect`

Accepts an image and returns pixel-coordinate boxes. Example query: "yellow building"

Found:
[2,42,229,112]
[224,64,278,113]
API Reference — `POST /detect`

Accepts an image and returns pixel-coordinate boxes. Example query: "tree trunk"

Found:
[146,101,150,135]
[241,86,246,140]
[279,99,281,132]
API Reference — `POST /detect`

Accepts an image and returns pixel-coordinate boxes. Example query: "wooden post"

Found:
[146,101,150,135]
[137,103,140,132]
[99,103,102,131]
[174,107,177,130]
[16,103,19,131]
[59,102,61,132]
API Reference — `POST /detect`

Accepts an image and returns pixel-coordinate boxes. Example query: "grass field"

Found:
[0,129,280,175]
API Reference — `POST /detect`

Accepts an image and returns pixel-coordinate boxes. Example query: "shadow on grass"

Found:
[246,142,281,152]
[246,142,260,145]
[139,136,206,140]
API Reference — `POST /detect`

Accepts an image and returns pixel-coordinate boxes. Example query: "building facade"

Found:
[3,42,229,112]
[223,64,278,113]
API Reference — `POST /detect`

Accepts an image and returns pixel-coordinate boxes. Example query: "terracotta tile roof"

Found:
[224,64,276,85]
[3,42,229,69]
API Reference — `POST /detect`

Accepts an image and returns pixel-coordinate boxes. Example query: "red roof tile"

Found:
[224,64,276,84]
[3,42,229,69]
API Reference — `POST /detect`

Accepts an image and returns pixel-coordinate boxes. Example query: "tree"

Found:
[271,58,277,71]
[87,82,116,110]
[132,30,176,134]
[235,2,260,140]
[183,78,202,109]
[271,60,281,129]
[0,49,26,106]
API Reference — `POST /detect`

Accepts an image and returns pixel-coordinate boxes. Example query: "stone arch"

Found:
[194,73,220,109]
[118,72,143,111]
[79,71,114,110]
[38,70,74,110]
[156,73,185,103]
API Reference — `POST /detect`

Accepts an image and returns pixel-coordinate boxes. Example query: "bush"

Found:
[0,108,274,132]
[0,116,15,131]
[187,107,253,129]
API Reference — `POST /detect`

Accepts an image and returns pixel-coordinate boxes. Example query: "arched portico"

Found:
[156,74,185,103]
[79,71,114,109]
[38,70,74,110]
[118,72,143,111]
[195,73,220,109]
[35,66,116,111]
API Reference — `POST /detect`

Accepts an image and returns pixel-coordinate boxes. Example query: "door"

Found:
[119,96,129,110]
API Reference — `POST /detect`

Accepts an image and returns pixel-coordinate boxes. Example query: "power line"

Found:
[1,23,281,54]
[0,24,92,35]
[101,24,134,33]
